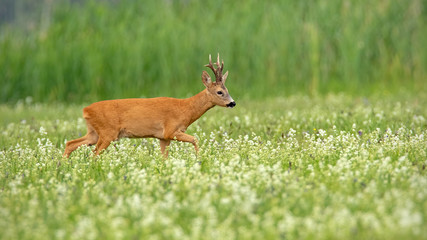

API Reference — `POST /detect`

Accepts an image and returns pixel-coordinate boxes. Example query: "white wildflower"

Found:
[39,126,47,135]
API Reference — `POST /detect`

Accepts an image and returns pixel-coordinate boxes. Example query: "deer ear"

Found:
[222,71,229,83]
[202,71,212,88]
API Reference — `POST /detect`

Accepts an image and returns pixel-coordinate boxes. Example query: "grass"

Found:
[1,0,426,103]
[1,95,426,239]
[1,0,426,238]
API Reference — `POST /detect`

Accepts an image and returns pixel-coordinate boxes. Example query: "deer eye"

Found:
[217,91,223,95]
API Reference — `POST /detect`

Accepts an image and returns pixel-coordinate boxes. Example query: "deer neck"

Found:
[184,89,215,125]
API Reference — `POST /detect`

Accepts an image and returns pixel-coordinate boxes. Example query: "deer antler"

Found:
[205,53,224,82]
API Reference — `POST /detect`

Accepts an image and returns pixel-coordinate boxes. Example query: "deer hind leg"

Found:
[160,139,171,158]
[63,123,99,158]
[93,139,109,155]
[93,129,118,156]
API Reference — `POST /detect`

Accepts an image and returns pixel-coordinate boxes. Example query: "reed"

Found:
[1,0,425,103]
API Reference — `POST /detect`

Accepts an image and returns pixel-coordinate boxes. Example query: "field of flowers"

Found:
[0,95,426,239]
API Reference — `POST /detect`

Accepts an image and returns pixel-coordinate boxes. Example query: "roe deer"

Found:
[63,54,235,158]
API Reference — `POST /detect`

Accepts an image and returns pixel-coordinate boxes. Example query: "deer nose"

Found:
[226,101,236,108]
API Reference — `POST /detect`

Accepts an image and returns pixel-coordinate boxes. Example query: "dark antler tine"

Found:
[205,54,216,73]
[216,53,221,68]
[205,54,212,67]
[205,53,225,83]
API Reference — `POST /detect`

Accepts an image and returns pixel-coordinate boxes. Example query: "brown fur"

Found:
[63,54,235,158]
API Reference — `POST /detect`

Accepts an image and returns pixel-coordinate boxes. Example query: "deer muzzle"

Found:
[226,101,236,108]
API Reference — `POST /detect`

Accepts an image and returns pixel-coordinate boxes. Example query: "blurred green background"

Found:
[1,0,426,103]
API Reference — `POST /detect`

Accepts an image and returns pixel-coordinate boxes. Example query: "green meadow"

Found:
[1,0,427,239]
[1,96,427,239]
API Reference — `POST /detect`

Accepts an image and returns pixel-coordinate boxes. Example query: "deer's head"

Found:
[202,54,236,108]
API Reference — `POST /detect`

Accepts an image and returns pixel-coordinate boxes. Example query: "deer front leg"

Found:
[173,132,199,154]
[159,139,171,158]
